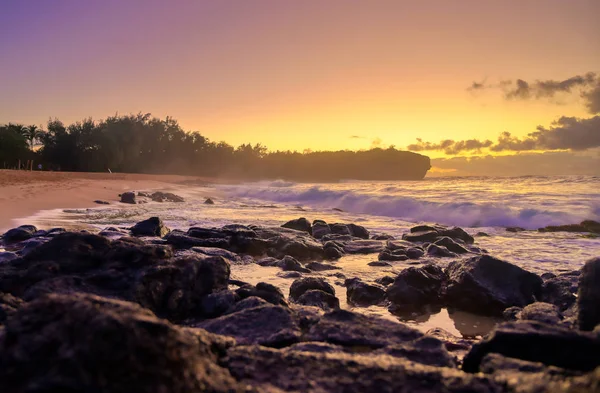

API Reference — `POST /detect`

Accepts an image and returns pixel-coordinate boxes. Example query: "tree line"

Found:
[0,113,431,180]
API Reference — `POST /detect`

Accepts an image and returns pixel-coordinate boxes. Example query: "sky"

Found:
[1,1,599,175]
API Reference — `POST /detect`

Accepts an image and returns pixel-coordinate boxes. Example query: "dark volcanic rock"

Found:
[277,255,311,273]
[306,261,341,271]
[402,230,440,243]
[235,282,288,307]
[463,321,600,373]
[539,220,600,234]
[378,248,409,261]
[373,336,457,368]
[198,304,301,347]
[204,198,215,204]
[330,223,351,236]
[343,239,385,254]
[540,275,577,311]
[149,191,185,203]
[120,191,137,204]
[191,246,241,263]
[445,255,543,316]
[375,276,395,286]
[440,227,475,244]
[518,302,562,325]
[434,236,470,254]
[323,241,344,259]
[226,296,269,314]
[347,223,370,239]
[426,243,457,258]
[305,309,422,348]
[0,292,23,324]
[131,216,170,237]
[94,199,110,204]
[386,264,447,313]
[311,222,331,239]
[296,289,340,311]
[368,261,392,267]
[282,217,312,234]
[289,277,335,302]
[187,227,230,239]
[0,293,242,393]
[578,257,600,330]
[406,247,425,259]
[200,290,239,318]
[479,353,579,377]
[2,225,37,243]
[165,231,230,250]
[345,278,386,306]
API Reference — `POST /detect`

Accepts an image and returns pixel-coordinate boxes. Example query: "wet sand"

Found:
[0,170,213,232]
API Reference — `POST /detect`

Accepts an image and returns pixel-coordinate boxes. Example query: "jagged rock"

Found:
[540,275,577,311]
[578,257,600,330]
[277,255,311,273]
[204,198,215,204]
[296,289,340,311]
[378,248,409,261]
[282,217,312,234]
[283,341,346,354]
[197,304,301,347]
[345,278,386,306]
[165,232,230,250]
[403,226,474,245]
[306,261,341,271]
[375,276,395,286]
[373,336,457,368]
[410,224,445,233]
[131,217,170,237]
[386,264,446,313]
[120,191,136,204]
[2,225,37,243]
[200,290,239,318]
[426,243,457,258]
[0,293,242,392]
[289,277,335,302]
[434,236,470,254]
[347,223,370,239]
[425,327,474,353]
[273,234,324,261]
[343,240,385,254]
[226,296,270,314]
[463,321,600,373]
[187,227,230,239]
[445,255,543,316]
[518,302,562,324]
[503,306,523,321]
[321,234,353,242]
[311,222,331,239]
[190,246,241,263]
[440,227,475,244]
[235,282,288,307]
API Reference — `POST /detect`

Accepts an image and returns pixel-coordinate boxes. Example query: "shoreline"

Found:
[0,169,214,232]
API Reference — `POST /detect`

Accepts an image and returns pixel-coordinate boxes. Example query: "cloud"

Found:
[371,137,383,148]
[349,135,365,139]
[468,72,599,113]
[407,116,600,154]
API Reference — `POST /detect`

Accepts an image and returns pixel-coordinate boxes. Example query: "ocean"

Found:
[17,175,600,337]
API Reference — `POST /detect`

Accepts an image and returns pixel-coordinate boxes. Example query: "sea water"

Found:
[19,175,600,337]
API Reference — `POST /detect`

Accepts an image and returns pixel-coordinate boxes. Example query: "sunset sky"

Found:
[1,1,599,174]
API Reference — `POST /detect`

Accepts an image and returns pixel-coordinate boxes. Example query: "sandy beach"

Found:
[0,170,211,232]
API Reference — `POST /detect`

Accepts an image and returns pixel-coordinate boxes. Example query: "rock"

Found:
[306,261,341,271]
[187,227,230,239]
[321,234,353,242]
[368,261,391,267]
[402,230,440,243]
[347,223,370,239]
[539,220,600,234]
[305,309,422,348]
[386,264,447,313]
[434,236,470,254]
[235,282,287,307]
[131,216,171,237]
[165,232,230,250]
[119,191,136,204]
[282,217,312,234]
[375,276,395,286]
[406,247,425,259]
[149,191,185,203]
[373,336,457,368]
[277,255,311,273]
[191,246,241,263]
[2,225,37,243]
[200,290,239,318]
[323,241,344,259]
[289,277,335,302]
[371,233,395,240]
[445,255,543,316]
[476,232,490,237]
[518,302,562,324]
[540,275,577,311]
[426,243,457,258]
[311,222,331,239]
[257,256,278,266]
[463,320,600,373]
[283,341,346,354]
[506,227,526,232]
[440,227,475,244]
[273,234,325,261]
[296,289,340,311]
[277,271,303,279]
[0,293,242,392]
[0,252,18,263]
[135,255,231,320]
[503,306,523,321]
[578,257,600,330]
[94,200,110,204]
[378,248,409,261]
[343,240,385,254]
[226,296,270,314]
[479,353,578,377]
[0,292,23,324]
[410,224,445,233]
[204,198,215,204]
[197,304,301,347]
[425,327,474,353]
[345,278,386,306]
[330,223,351,236]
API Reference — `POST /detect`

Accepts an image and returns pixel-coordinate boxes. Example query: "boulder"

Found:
[540,275,577,311]
[150,191,185,203]
[378,248,408,261]
[296,289,340,311]
[386,264,446,313]
[165,232,230,250]
[426,243,457,258]
[347,223,370,239]
[578,257,600,330]
[373,336,457,368]
[375,276,395,286]
[439,227,474,244]
[0,293,242,393]
[368,261,392,267]
[226,296,270,314]
[343,240,385,254]
[187,227,230,239]
[406,247,425,259]
[289,277,335,302]
[463,321,600,373]
[306,261,341,271]
[2,225,37,243]
[445,255,543,316]
[190,246,241,263]
[282,217,312,234]
[235,282,288,307]
[131,216,170,237]
[402,230,440,243]
[200,290,239,318]
[345,278,386,306]
[434,236,470,254]
[119,191,136,204]
[204,198,215,204]
[330,223,351,236]
[323,241,344,259]
[277,255,311,273]
[518,302,562,325]
[539,220,600,234]
[479,353,578,377]
[0,292,23,324]
[311,222,331,239]
[0,252,18,263]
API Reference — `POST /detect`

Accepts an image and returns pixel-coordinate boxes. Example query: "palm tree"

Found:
[22,125,44,150]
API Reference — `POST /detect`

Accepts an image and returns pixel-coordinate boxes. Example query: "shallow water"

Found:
[17,175,600,337]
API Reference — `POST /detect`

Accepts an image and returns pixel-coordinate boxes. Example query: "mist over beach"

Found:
[1,1,600,392]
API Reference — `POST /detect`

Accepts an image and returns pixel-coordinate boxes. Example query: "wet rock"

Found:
[131,216,171,237]
[373,336,457,368]
[479,353,579,377]
[94,199,110,204]
[541,275,577,311]
[191,246,241,263]
[46,227,66,237]
[226,296,270,314]
[410,224,445,233]
[2,225,37,243]
[273,234,325,261]
[343,239,385,254]
[347,223,370,239]
[578,257,600,330]
[296,289,340,311]
[135,255,230,320]
[321,233,353,242]
[402,230,440,243]
[311,222,331,239]
[345,278,386,306]
[197,304,301,347]
[149,191,185,203]
[0,292,23,324]
[503,306,523,321]
[425,327,474,353]
[518,302,562,324]
[368,261,391,267]
[506,227,526,233]
[440,227,475,244]
[165,232,230,250]
[463,320,600,373]
[371,233,395,240]
[289,277,335,302]
[0,293,242,393]
[119,191,137,204]
[277,255,311,273]
[323,241,344,259]
[375,276,395,286]
[330,223,351,236]
[256,256,278,266]
[282,217,312,234]
[445,255,543,316]
[378,248,409,261]
[204,198,215,204]
[476,232,490,237]
[386,264,446,313]
[0,251,18,263]
[283,341,346,354]
[426,243,457,258]
[434,236,470,254]
[200,290,239,318]
[187,227,230,239]
[305,309,422,348]
[306,261,341,271]
[406,247,425,259]
[277,271,303,279]
[235,282,287,307]
[539,220,600,234]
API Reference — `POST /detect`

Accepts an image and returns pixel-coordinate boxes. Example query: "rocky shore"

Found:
[0,215,599,392]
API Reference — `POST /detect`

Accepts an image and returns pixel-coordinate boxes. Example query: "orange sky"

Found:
[1,1,599,156]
